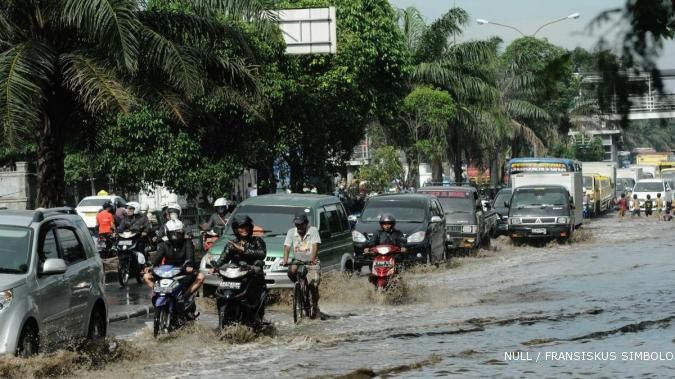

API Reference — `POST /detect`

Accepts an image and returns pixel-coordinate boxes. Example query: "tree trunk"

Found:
[490,147,501,187]
[431,157,443,183]
[36,117,65,208]
[452,133,463,184]
[405,150,419,189]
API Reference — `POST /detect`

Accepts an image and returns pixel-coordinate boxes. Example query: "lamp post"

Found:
[477,13,580,37]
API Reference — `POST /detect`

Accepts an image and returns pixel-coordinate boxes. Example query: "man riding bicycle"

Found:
[282,214,321,319]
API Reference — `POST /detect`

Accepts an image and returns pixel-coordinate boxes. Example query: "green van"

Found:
[199,194,355,290]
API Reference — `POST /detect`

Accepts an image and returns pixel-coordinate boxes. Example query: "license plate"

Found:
[118,240,132,246]
[219,281,241,289]
[532,228,547,235]
[159,279,173,287]
[373,261,391,268]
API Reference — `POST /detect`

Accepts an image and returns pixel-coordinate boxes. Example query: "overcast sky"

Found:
[388,0,675,71]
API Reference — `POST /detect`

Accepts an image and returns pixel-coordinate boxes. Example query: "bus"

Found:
[506,158,582,184]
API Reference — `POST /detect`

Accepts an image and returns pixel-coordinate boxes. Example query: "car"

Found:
[0,207,108,357]
[75,195,127,232]
[418,186,498,253]
[351,193,446,270]
[493,188,512,236]
[200,194,355,291]
[632,179,673,210]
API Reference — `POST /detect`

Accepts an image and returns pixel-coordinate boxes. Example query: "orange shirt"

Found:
[96,211,115,234]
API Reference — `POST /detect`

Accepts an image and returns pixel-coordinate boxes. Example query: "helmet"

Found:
[141,203,149,213]
[214,197,228,207]
[126,201,141,215]
[293,214,309,225]
[102,200,113,210]
[167,203,181,216]
[379,213,396,225]
[231,215,254,235]
[165,219,184,232]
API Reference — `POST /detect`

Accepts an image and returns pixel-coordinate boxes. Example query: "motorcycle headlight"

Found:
[556,217,568,224]
[407,231,426,243]
[509,217,521,225]
[352,230,367,243]
[0,290,12,312]
[462,225,478,234]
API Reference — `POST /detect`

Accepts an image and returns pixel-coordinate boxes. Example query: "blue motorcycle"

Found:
[152,263,198,337]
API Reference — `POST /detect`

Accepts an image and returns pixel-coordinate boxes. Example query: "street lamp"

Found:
[476,13,580,37]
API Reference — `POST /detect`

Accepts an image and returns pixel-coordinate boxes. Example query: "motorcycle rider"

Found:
[206,198,234,235]
[119,201,152,254]
[210,216,267,305]
[143,221,205,299]
[282,214,322,318]
[156,203,183,241]
[364,214,408,253]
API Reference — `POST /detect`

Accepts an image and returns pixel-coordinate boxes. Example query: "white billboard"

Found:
[276,7,337,54]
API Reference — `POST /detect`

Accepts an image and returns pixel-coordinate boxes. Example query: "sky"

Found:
[388,0,675,71]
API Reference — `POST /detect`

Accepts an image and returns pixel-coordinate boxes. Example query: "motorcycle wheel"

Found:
[218,303,237,330]
[153,307,171,337]
[293,285,303,324]
[118,259,129,287]
[134,260,144,284]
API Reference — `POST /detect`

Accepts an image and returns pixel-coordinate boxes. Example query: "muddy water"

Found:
[9,215,675,378]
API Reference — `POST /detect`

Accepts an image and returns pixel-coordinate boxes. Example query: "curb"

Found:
[109,305,154,323]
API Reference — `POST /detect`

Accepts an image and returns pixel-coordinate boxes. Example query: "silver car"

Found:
[0,208,108,357]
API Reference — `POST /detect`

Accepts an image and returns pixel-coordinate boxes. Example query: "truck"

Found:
[617,167,644,183]
[582,161,617,187]
[582,174,613,216]
[636,152,671,165]
[510,172,583,227]
[630,164,657,179]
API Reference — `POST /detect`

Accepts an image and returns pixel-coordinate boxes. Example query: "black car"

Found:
[493,188,512,236]
[351,194,446,271]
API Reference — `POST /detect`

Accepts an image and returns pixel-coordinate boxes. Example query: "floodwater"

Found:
[6,214,675,378]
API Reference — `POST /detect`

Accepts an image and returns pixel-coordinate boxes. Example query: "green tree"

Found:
[356,146,403,193]
[400,86,455,185]
[0,0,266,207]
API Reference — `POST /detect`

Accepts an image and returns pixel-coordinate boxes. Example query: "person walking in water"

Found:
[617,193,628,220]
[631,194,641,217]
[655,193,664,221]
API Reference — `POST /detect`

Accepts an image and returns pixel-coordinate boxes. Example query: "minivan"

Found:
[200,194,354,290]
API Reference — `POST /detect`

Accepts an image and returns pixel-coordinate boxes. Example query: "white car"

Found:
[75,196,126,230]
[631,179,672,209]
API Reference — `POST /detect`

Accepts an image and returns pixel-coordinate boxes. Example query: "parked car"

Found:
[75,195,127,232]
[508,185,575,241]
[199,194,354,292]
[0,207,108,357]
[417,186,498,253]
[352,194,446,270]
[632,179,673,210]
[493,188,512,236]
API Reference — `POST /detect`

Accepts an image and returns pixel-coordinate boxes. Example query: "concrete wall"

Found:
[0,162,36,210]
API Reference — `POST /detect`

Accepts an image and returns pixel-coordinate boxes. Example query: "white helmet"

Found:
[214,197,228,207]
[126,201,141,215]
[165,219,184,232]
[166,203,181,216]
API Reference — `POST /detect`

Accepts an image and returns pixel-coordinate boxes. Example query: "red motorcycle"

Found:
[367,244,401,289]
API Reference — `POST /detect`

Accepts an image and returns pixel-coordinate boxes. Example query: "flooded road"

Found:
[10,215,675,377]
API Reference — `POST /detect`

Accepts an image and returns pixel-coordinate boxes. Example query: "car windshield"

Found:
[77,198,108,207]
[233,205,311,235]
[494,191,511,208]
[438,198,474,214]
[361,201,426,223]
[0,226,31,274]
[661,173,675,185]
[633,182,665,192]
[512,189,568,208]
[583,176,593,189]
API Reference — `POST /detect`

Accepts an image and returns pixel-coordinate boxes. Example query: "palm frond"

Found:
[59,52,133,114]
[505,99,550,121]
[154,89,189,125]
[0,40,55,144]
[185,0,277,21]
[139,25,204,96]
[396,7,426,52]
[415,7,468,62]
[62,0,140,72]
[511,120,546,153]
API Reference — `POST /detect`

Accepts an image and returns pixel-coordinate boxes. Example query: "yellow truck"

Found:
[583,174,613,216]
[637,152,671,165]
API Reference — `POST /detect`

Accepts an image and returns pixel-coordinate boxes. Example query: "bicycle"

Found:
[284,260,316,323]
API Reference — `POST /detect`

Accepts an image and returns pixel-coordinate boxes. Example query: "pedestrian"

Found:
[631,194,641,217]
[644,194,653,218]
[617,193,627,220]
[655,193,664,220]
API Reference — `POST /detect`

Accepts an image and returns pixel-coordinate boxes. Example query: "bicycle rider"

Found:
[282,214,322,319]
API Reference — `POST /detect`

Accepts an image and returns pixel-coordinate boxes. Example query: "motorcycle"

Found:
[115,231,146,287]
[151,263,198,337]
[211,260,274,330]
[97,233,116,258]
[367,244,401,289]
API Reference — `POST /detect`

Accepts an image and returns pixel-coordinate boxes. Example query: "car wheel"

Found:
[16,323,39,358]
[88,306,107,340]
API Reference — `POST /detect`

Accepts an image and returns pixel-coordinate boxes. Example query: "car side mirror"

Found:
[430,215,443,223]
[41,258,67,275]
[320,231,331,239]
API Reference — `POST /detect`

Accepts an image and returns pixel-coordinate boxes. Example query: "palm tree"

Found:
[0,0,268,207]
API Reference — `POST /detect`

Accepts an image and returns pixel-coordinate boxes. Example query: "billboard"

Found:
[276,7,337,54]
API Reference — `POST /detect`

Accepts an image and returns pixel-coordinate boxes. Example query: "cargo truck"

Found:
[510,172,583,227]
